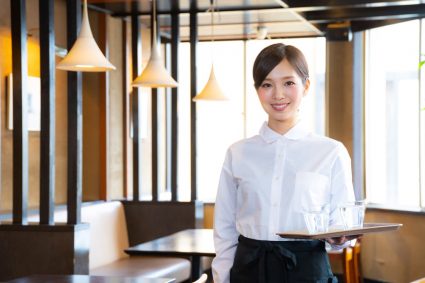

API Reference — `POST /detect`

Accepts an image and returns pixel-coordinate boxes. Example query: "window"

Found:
[365,20,424,209]
[178,38,326,202]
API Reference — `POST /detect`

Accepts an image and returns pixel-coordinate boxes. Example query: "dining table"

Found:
[124,229,215,281]
[6,274,175,283]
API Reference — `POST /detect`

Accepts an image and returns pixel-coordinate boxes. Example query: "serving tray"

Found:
[277,223,402,240]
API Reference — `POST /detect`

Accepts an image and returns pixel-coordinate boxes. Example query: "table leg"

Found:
[191,255,202,281]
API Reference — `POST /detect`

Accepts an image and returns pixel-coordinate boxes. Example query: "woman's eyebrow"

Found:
[265,75,296,80]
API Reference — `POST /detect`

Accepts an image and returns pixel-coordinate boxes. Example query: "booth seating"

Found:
[24,200,210,282]
[84,201,191,282]
[28,201,191,282]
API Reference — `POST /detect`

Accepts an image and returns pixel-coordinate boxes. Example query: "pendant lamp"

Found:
[132,0,178,88]
[192,0,227,101]
[57,0,116,72]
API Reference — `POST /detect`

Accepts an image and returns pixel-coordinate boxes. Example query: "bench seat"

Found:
[79,201,192,282]
[90,256,191,282]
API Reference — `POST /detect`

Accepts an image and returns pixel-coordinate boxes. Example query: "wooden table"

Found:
[7,274,175,283]
[125,229,215,281]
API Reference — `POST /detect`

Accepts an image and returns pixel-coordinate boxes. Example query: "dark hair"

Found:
[252,43,309,89]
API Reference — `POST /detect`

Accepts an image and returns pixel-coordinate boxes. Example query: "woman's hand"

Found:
[326,235,360,245]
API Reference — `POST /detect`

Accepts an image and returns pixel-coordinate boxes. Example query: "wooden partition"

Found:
[122,201,204,246]
[0,224,89,281]
[0,1,90,281]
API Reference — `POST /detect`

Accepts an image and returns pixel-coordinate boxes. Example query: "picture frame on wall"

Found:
[6,73,41,131]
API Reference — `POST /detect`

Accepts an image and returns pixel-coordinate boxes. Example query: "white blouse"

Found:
[212,122,355,283]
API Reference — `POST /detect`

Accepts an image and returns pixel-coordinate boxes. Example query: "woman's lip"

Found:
[271,103,289,111]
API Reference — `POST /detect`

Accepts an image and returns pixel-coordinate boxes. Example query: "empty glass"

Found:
[339,200,367,229]
[303,204,330,234]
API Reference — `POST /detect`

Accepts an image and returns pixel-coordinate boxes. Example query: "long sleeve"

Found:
[328,142,356,250]
[212,149,239,283]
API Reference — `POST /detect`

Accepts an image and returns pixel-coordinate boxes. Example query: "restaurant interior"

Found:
[1,0,425,282]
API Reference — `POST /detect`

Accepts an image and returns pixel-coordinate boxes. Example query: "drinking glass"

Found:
[339,200,367,229]
[303,204,330,234]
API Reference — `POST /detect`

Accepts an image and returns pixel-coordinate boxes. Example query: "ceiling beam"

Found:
[302,3,425,23]
[110,4,282,17]
[314,17,416,32]
[284,0,421,10]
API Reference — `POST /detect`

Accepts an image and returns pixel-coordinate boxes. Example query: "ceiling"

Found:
[87,0,425,41]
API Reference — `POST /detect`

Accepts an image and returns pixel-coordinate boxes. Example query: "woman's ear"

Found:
[303,78,310,96]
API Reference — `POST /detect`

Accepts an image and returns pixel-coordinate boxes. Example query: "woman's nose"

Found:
[273,86,286,100]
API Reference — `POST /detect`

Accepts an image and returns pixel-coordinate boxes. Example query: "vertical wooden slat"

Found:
[122,21,129,198]
[151,10,158,201]
[170,0,179,201]
[11,0,29,225]
[66,0,83,225]
[39,0,56,225]
[152,88,158,201]
[189,0,198,201]
[98,13,109,201]
[131,4,141,201]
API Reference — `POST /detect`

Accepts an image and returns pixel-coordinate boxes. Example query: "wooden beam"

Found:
[122,21,129,199]
[284,0,419,9]
[110,5,282,18]
[189,0,197,201]
[66,0,83,225]
[39,0,56,225]
[131,4,141,201]
[151,9,158,202]
[11,0,29,225]
[98,13,109,200]
[303,4,425,24]
[170,0,179,201]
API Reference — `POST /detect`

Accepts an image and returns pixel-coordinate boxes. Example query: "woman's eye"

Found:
[261,83,272,88]
[284,81,295,86]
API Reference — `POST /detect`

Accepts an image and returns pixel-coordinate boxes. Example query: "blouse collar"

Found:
[259,121,310,143]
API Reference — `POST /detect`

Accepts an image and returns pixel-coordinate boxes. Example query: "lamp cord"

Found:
[153,0,157,48]
[211,0,215,44]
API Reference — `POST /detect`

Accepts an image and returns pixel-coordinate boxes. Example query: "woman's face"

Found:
[256,58,309,133]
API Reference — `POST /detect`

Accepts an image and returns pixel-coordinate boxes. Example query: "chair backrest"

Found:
[193,273,208,283]
[121,200,204,246]
[411,278,425,283]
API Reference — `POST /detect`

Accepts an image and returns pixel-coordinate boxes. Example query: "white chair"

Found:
[193,273,208,283]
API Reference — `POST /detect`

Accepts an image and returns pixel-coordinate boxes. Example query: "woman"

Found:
[212,43,356,283]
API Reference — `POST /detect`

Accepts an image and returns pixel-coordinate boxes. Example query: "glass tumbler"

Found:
[303,205,330,234]
[339,200,367,229]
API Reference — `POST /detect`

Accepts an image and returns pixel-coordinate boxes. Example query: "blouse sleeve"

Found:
[212,149,239,283]
[328,142,356,250]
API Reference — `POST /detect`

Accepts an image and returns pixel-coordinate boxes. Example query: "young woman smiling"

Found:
[212,43,356,283]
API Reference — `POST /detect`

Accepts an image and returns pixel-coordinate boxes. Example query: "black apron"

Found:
[230,235,337,283]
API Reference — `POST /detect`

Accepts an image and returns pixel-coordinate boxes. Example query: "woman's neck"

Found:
[268,118,298,135]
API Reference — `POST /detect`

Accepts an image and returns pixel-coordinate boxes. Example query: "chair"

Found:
[410,277,425,283]
[193,273,208,283]
[328,239,362,283]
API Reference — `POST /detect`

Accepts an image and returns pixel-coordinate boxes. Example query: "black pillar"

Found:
[131,4,142,201]
[66,0,83,225]
[170,0,179,201]
[39,0,56,225]
[189,0,198,201]
[11,0,29,225]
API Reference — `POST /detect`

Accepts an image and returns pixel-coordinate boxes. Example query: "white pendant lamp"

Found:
[192,0,227,101]
[57,0,116,72]
[132,0,178,88]
[192,65,227,101]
